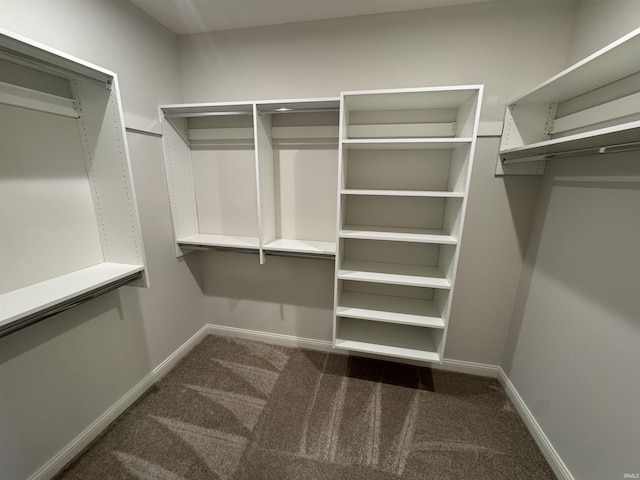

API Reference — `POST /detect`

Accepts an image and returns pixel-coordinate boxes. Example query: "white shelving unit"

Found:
[0,29,147,337]
[160,98,339,262]
[333,86,483,363]
[255,99,339,261]
[160,102,261,256]
[497,26,640,175]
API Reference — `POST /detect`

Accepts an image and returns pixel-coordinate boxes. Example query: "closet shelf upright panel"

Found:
[333,85,483,363]
[0,28,147,336]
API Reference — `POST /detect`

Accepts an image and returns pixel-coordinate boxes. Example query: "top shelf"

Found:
[343,86,481,112]
[511,27,640,105]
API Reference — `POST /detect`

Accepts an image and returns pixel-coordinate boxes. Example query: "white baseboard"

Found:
[497,368,575,480]
[205,324,335,352]
[30,323,571,480]
[206,324,500,377]
[29,325,211,480]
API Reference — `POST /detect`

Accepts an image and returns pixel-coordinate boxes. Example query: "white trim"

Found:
[28,325,211,480]
[29,323,572,480]
[497,368,575,480]
[438,358,500,377]
[205,324,335,352]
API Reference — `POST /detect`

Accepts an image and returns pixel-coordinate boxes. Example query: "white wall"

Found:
[0,2,205,479]
[502,2,640,478]
[178,0,577,365]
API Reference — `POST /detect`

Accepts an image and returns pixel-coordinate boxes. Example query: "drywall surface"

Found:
[567,0,640,62]
[179,0,576,364]
[0,2,204,479]
[503,3,640,478]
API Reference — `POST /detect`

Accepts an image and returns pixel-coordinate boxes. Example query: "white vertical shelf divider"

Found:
[0,28,147,337]
[333,85,483,363]
[254,104,275,264]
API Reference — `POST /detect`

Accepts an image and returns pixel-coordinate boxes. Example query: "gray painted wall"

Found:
[0,2,205,479]
[502,2,640,478]
[177,0,577,365]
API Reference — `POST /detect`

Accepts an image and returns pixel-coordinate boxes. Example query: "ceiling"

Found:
[128,0,495,35]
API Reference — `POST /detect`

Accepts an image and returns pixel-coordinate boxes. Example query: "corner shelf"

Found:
[333,86,482,363]
[0,29,147,337]
[497,26,640,174]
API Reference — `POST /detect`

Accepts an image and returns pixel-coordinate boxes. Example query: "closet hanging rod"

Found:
[502,140,640,165]
[180,244,334,260]
[0,271,143,339]
[164,111,252,118]
[264,251,335,260]
[0,47,112,90]
[258,106,340,114]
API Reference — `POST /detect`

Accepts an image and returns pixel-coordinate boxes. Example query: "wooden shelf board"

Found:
[340,225,457,244]
[0,263,144,326]
[263,239,336,255]
[337,292,445,328]
[338,260,451,288]
[343,138,472,150]
[335,317,441,362]
[178,233,260,249]
[341,189,464,198]
[499,120,640,162]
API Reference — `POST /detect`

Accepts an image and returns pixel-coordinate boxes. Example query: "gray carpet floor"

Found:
[55,335,556,480]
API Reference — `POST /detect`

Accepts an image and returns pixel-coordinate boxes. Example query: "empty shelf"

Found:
[343,139,472,150]
[263,239,336,255]
[335,317,441,362]
[177,234,260,249]
[341,189,464,198]
[337,292,445,328]
[340,225,457,244]
[338,260,451,288]
[0,263,144,328]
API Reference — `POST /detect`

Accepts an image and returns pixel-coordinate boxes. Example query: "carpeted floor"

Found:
[55,335,556,480]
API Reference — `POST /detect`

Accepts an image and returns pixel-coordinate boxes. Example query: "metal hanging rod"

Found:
[164,110,253,118]
[502,140,640,165]
[258,106,340,114]
[0,271,143,339]
[0,47,112,90]
[179,244,335,260]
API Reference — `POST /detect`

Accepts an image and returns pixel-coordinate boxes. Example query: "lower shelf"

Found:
[338,260,451,288]
[177,233,260,249]
[334,317,442,362]
[337,292,445,328]
[263,238,336,256]
[0,262,144,331]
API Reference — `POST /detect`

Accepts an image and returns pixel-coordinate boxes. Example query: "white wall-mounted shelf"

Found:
[335,317,442,362]
[338,260,451,288]
[497,26,640,175]
[337,292,445,328]
[160,97,339,262]
[340,225,457,244]
[0,29,147,337]
[0,263,143,331]
[333,86,482,363]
